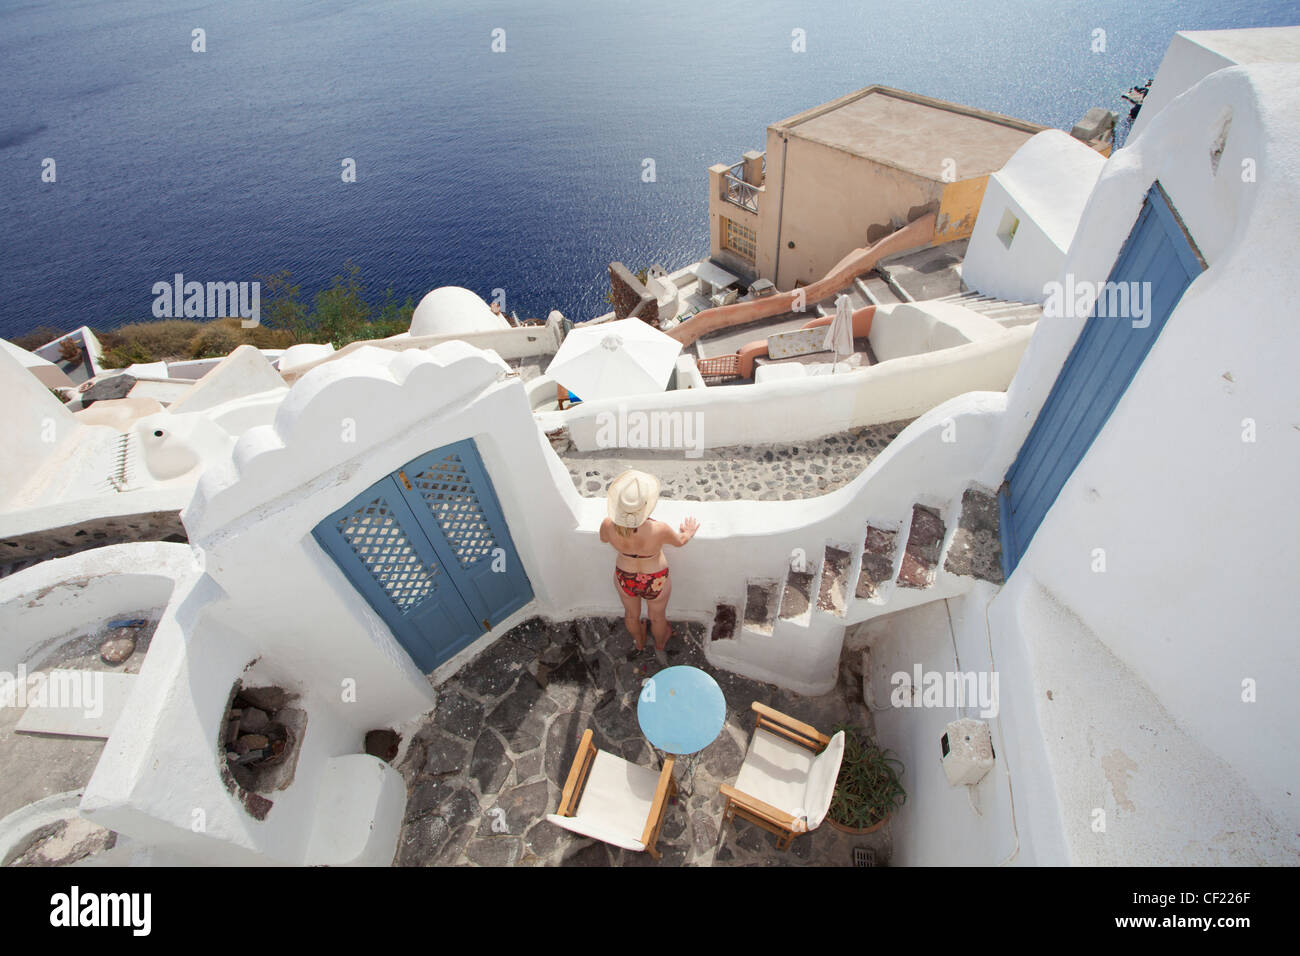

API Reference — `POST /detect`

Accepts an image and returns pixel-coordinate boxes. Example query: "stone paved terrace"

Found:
[393,616,892,867]
[562,421,913,502]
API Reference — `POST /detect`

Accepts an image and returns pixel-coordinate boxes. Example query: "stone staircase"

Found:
[927,291,1043,327]
[811,280,1041,330]
[706,487,1004,682]
[812,278,876,316]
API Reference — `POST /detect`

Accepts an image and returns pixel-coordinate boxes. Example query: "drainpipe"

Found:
[772,133,789,287]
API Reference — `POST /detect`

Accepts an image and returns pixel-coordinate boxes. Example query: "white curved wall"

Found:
[0,542,194,670]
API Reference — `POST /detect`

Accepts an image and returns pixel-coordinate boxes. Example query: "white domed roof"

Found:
[410,287,510,337]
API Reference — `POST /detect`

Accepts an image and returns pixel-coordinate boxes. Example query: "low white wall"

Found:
[554,326,1031,451]
[287,314,564,382]
[868,302,1008,362]
[81,573,379,865]
[860,586,1027,866]
[675,355,706,390]
[0,542,195,671]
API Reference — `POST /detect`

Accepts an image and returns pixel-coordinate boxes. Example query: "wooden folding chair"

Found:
[547,729,678,859]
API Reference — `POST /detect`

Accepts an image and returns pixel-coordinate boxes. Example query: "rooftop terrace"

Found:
[774,86,1043,180]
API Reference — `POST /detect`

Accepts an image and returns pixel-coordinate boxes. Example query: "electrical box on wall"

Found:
[941,718,995,787]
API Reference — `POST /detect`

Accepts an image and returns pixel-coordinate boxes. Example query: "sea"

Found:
[1,0,1296,339]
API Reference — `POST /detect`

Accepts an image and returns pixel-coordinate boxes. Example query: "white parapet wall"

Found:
[549,321,1030,451]
[0,542,196,672]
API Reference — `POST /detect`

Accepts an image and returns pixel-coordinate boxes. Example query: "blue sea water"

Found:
[1,0,1296,338]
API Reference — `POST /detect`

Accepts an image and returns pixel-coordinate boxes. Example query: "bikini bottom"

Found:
[615,566,669,600]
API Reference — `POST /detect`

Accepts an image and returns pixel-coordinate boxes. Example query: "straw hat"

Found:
[607,469,661,528]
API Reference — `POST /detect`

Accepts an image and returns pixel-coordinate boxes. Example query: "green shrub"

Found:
[100,339,154,369]
[98,320,202,364]
[69,263,421,368]
[827,725,906,829]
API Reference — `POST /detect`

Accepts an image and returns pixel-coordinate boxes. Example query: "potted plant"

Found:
[827,725,906,834]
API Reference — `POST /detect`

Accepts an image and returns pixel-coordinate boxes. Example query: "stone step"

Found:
[817,546,852,616]
[896,504,946,589]
[855,525,899,601]
[779,567,815,623]
[743,580,780,635]
[862,275,903,306]
[815,284,871,316]
[711,603,738,642]
[943,488,1005,584]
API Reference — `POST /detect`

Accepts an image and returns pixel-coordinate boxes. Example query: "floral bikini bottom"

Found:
[615,566,669,600]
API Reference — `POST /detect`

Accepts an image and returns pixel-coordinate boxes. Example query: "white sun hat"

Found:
[606,469,661,528]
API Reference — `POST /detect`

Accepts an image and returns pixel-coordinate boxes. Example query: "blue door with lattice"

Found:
[312,439,533,672]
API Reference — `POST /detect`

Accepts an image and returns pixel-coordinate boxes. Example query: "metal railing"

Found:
[723,162,760,213]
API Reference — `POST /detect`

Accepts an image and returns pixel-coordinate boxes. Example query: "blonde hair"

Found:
[615,523,638,537]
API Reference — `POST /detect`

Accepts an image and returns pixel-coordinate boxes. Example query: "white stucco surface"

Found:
[168,344,285,415]
[1130,27,1300,141]
[924,62,1300,861]
[0,542,195,672]
[409,286,510,338]
[962,130,1104,305]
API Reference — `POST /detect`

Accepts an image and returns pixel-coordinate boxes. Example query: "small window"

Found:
[722,216,757,262]
[997,208,1020,249]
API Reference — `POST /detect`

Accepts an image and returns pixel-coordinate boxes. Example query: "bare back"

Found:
[601,518,671,574]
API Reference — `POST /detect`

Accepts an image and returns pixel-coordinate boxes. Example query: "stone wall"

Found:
[607,262,659,327]
[0,511,187,578]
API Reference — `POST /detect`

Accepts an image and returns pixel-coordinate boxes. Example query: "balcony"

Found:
[722,151,765,213]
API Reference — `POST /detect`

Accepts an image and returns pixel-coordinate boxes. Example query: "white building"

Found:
[0,31,1295,867]
[961,130,1104,305]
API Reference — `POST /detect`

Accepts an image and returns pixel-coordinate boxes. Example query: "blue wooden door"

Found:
[313,439,533,672]
[391,440,534,631]
[999,183,1205,576]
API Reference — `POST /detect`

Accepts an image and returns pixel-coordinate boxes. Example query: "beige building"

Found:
[708,86,1044,289]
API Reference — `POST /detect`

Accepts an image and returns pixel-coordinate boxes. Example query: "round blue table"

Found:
[637,666,726,794]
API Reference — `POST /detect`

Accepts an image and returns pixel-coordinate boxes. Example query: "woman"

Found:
[599,469,699,664]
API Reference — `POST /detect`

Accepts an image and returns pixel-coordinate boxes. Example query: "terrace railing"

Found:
[723,161,760,213]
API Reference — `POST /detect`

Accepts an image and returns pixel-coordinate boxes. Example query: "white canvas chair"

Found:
[721,702,846,849]
[547,728,678,859]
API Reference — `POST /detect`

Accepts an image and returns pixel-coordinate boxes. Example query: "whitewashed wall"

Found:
[551,324,1031,452]
[985,63,1300,849]
[962,131,1104,305]
[858,63,1300,866]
